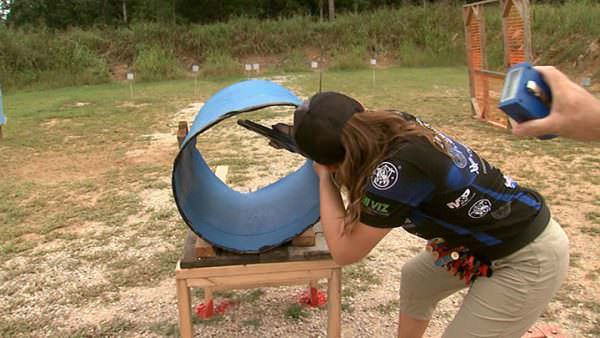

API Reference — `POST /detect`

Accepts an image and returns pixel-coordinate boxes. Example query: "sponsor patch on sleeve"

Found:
[370,161,400,191]
[362,195,392,216]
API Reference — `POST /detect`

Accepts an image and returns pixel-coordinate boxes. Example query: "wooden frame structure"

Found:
[464,0,532,128]
[174,121,342,337]
[176,256,341,337]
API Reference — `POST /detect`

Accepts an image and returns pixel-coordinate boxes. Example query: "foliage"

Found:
[199,50,243,78]
[0,2,598,90]
[134,45,181,81]
[2,0,476,28]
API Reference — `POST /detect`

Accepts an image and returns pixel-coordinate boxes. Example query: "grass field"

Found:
[1,67,599,337]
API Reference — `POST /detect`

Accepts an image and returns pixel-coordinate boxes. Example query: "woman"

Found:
[290,91,569,338]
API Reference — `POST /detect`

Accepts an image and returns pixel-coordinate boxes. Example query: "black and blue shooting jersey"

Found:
[360,115,550,261]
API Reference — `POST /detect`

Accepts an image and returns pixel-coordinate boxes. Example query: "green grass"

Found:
[66,318,138,337]
[148,320,179,337]
[285,303,311,321]
[342,261,382,298]
[0,77,230,259]
[375,299,400,315]
[108,250,180,288]
[581,227,600,238]
[586,212,600,225]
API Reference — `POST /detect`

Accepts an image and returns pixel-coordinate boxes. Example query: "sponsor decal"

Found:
[479,157,488,174]
[371,161,399,190]
[491,202,512,220]
[503,174,517,189]
[468,199,492,218]
[448,147,467,169]
[446,189,475,209]
[468,156,480,175]
[362,196,391,216]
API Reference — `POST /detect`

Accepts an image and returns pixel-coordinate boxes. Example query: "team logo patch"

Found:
[491,202,512,220]
[468,199,492,218]
[371,161,399,190]
[448,147,467,169]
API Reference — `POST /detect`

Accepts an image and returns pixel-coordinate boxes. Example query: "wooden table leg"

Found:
[204,288,213,303]
[177,279,193,338]
[327,268,342,338]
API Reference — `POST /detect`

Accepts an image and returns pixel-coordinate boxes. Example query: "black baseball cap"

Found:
[293,92,365,164]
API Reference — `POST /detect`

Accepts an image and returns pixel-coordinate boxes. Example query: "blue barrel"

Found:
[172,80,320,253]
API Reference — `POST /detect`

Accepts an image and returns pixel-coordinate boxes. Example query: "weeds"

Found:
[375,299,400,315]
[285,303,311,321]
[2,3,599,91]
[134,46,182,81]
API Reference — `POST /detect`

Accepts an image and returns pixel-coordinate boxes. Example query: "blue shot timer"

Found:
[498,62,555,139]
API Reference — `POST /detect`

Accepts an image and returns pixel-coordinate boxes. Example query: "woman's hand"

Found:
[313,162,336,179]
[313,160,391,266]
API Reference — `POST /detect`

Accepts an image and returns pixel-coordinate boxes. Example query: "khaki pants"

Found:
[400,218,569,338]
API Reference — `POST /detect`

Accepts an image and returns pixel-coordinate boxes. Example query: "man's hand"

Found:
[511,66,600,142]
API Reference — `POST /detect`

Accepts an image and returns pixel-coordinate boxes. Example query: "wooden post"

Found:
[176,279,193,338]
[177,121,189,148]
[521,0,533,62]
[466,0,525,129]
[464,7,476,115]
[195,237,216,257]
[328,268,342,338]
[292,227,316,247]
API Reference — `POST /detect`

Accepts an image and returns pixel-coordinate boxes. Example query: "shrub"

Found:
[134,46,182,81]
[200,50,242,78]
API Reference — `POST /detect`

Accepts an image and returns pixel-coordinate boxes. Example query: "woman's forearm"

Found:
[318,174,346,240]
[318,174,358,265]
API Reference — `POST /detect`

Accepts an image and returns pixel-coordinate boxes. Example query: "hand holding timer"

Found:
[499,62,556,139]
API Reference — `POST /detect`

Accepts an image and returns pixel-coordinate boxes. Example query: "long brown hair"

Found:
[334,110,446,231]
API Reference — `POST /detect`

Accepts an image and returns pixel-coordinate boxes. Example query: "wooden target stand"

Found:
[464,0,533,129]
[174,121,342,338]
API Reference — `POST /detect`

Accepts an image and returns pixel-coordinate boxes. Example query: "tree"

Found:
[328,0,335,20]
[122,0,127,24]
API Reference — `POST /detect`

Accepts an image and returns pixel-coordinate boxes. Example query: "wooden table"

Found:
[175,227,342,337]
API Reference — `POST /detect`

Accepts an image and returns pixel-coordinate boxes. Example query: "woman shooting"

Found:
[286,91,569,338]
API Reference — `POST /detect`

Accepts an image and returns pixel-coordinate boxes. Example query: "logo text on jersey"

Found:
[446,189,475,209]
[468,156,480,174]
[503,175,517,188]
[362,196,391,215]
